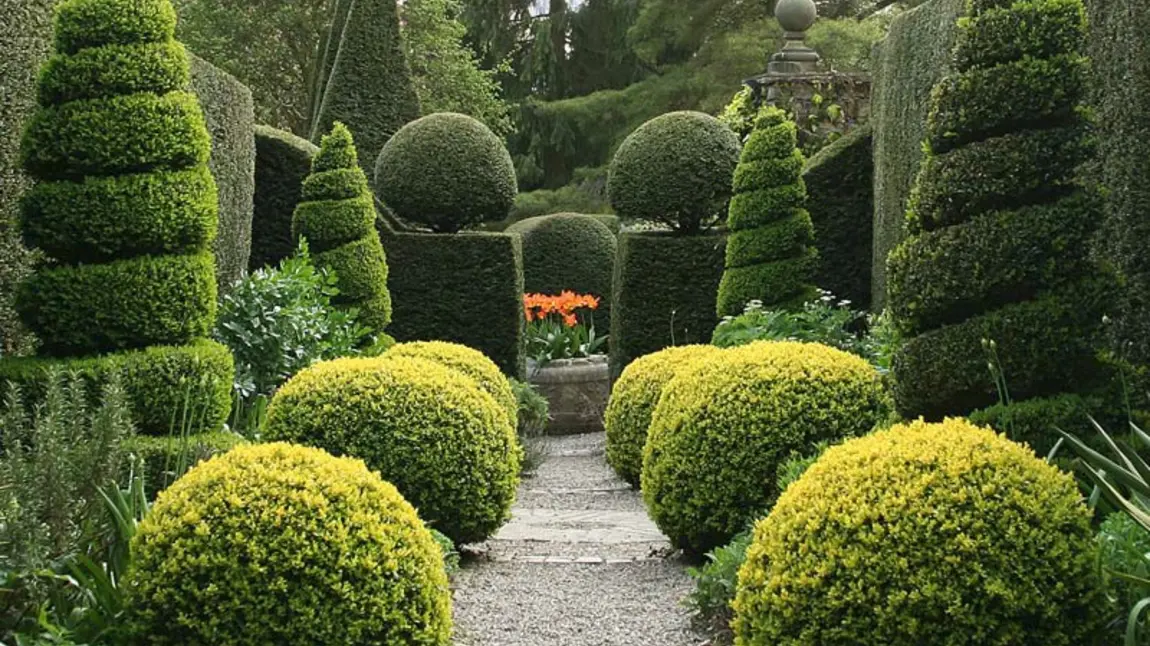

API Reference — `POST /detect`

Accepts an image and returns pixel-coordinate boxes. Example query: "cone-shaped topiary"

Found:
[293,122,391,335]
[732,418,1104,645]
[124,442,452,645]
[717,107,818,317]
[885,0,1114,450]
[386,341,518,425]
[10,0,232,437]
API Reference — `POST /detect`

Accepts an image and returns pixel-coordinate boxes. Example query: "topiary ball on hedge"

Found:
[264,356,520,544]
[604,344,721,488]
[642,341,886,554]
[386,340,518,426]
[732,418,1104,646]
[374,112,516,233]
[608,111,741,233]
[124,442,452,645]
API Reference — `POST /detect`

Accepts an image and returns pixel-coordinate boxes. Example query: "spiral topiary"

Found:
[642,341,886,554]
[732,418,1104,645]
[885,0,1113,444]
[717,107,818,316]
[294,122,391,335]
[374,112,516,233]
[385,340,518,426]
[123,442,452,645]
[264,356,520,544]
[604,344,722,488]
[607,111,741,233]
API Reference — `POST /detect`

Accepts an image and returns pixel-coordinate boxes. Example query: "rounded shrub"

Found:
[124,442,452,645]
[604,344,721,488]
[732,418,1104,646]
[642,341,885,554]
[607,111,741,232]
[264,356,520,544]
[386,341,518,425]
[374,112,516,233]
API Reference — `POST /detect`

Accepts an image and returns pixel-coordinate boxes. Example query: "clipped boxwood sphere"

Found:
[124,442,452,645]
[733,418,1103,646]
[374,112,516,233]
[386,341,518,426]
[642,341,886,554]
[264,356,520,544]
[604,344,721,488]
[608,111,741,232]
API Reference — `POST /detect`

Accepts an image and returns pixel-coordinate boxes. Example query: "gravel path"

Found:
[452,433,704,646]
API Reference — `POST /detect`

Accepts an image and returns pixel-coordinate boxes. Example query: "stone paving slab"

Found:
[493,508,666,544]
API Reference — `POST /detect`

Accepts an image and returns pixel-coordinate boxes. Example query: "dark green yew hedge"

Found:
[249,125,317,270]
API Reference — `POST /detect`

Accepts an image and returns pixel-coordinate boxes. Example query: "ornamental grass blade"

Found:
[1091,416,1138,474]
[1127,597,1150,645]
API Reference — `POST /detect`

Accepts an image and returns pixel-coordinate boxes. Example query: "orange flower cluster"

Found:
[524,291,600,327]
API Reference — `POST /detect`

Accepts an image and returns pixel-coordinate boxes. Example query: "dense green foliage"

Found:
[294,123,391,335]
[188,53,254,294]
[733,419,1103,645]
[604,344,721,487]
[1098,512,1150,642]
[609,231,726,376]
[869,0,963,307]
[250,125,317,270]
[264,356,521,544]
[718,108,817,316]
[124,442,453,644]
[375,112,517,232]
[123,429,246,497]
[386,340,518,425]
[886,0,1112,436]
[802,123,873,309]
[310,0,420,159]
[384,229,525,376]
[642,341,886,554]
[507,213,615,331]
[607,111,740,232]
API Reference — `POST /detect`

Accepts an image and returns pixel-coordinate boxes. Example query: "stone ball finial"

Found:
[775,0,818,32]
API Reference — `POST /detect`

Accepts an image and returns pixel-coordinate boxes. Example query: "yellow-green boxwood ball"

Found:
[123,442,452,645]
[642,341,886,554]
[264,356,520,544]
[733,418,1104,646]
[386,340,518,426]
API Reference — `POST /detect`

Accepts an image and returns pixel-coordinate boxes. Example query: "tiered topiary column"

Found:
[886,0,1113,451]
[293,123,392,337]
[5,0,235,453]
[716,107,818,317]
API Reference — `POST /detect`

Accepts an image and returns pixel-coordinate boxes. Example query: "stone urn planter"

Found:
[527,355,610,435]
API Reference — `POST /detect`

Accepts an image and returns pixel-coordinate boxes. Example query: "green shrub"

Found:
[189,53,254,295]
[604,344,721,488]
[732,418,1104,645]
[718,107,817,316]
[293,123,391,336]
[122,429,246,498]
[607,111,740,233]
[264,356,520,544]
[886,0,1112,439]
[124,442,452,645]
[249,126,317,270]
[609,231,726,377]
[384,229,525,376]
[385,340,518,425]
[642,341,885,554]
[802,123,873,309]
[374,112,516,233]
[509,377,549,473]
[507,213,616,331]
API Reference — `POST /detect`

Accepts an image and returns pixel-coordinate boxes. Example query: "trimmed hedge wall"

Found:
[189,53,254,295]
[609,231,726,377]
[802,123,873,309]
[869,0,964,308]
[249,125,317,270]
[383,228,525,377]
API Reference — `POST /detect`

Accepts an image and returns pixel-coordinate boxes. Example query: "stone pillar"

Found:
[769,0,821,75]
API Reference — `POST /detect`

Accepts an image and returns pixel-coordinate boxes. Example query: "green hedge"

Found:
[869,0,964,307]
[609,231,726,377]
[802,123,873,309]
[383,229,524,377]
[122,430,246,498]
[189,53,254,295]
[249,125,317,270]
